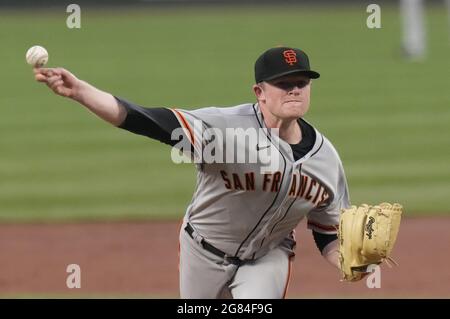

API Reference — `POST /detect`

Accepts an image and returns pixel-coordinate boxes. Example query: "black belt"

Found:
[184,223,246,266]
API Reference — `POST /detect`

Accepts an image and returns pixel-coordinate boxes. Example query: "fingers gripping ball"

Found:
[337,203,403,281]
[26,45,48,67]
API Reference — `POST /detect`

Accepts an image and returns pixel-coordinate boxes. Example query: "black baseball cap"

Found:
[254,47,320,83]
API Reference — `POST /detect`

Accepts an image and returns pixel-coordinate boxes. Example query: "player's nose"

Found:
[288,86,302,95]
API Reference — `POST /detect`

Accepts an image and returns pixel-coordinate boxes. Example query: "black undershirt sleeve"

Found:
[312,231,338,254]
[115,96,181,146]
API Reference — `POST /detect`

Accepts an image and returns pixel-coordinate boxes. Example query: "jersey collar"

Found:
[252,103,324,164]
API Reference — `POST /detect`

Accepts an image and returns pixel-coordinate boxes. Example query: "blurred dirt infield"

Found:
[0,217,448,298]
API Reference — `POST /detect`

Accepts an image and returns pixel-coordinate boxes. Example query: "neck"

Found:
[260,105,302,144]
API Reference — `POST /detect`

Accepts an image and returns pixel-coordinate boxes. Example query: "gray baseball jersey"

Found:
[117,99,350,298]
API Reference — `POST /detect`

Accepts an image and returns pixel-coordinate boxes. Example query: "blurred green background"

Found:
[1,4,449,222]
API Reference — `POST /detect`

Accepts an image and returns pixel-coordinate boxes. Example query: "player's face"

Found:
[253,74,311,120]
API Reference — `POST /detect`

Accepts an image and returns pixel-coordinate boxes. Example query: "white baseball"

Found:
[26,45,49,67]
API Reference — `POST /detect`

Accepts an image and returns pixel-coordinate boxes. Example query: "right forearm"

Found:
[72,80,127,126]
[322,239,340,270]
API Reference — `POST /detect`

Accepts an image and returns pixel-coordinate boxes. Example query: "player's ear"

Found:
[253,83,265,102]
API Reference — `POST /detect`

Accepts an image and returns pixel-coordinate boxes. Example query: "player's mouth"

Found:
[284,100,302,104]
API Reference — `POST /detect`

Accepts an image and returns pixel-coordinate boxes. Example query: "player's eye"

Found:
[272,80,308,90]
[296,80,309,88]
[276,82,289,89]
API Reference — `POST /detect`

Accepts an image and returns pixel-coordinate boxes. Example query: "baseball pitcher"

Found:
[33,47,402,298]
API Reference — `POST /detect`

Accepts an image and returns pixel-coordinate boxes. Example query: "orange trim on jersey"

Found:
[307,220,339,232]
[177,218,184,298]
[283,255,294,299]
[171,109,195,145]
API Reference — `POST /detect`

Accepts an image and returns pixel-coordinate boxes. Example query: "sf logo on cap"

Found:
[283,49,297,66]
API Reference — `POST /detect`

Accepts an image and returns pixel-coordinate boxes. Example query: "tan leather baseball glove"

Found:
[337,203,403,281]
